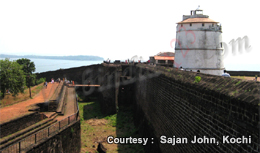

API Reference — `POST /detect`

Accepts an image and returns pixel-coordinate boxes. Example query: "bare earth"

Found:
[244,77,260,81]
[0,82,58,124]
[232,76,260,82]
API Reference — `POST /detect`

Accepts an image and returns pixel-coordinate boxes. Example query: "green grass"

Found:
[79,101,104,120]
[79,96,144,153]
[104,114,117,127]
[0,84,44,108]
[231,76,246,80]
[36,85,43,90]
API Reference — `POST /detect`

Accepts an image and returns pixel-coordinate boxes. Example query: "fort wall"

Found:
[34,64,260,153]
[133,64,259,152]
[27,121,81,153]
[0,112,47,139]
[228,71,260,77]
[36,64,120,115]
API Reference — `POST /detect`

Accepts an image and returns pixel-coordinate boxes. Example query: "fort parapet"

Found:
[133,64,259,152]
[30,63,260,152]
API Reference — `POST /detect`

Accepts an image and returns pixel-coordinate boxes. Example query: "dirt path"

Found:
[243,77,260,81]
[232,76,260,82]
[0,82,58,123]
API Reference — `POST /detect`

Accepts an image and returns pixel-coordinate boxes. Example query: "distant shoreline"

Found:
[0,54,104,61]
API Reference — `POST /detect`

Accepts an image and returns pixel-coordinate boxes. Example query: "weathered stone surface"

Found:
[0,112,47,138]
[34,63,260,153]
[27,121,81,153]
[134,64,259,153]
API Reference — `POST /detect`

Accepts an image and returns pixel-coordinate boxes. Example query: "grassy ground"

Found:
[0,84,44,108]
[79,96,144,153]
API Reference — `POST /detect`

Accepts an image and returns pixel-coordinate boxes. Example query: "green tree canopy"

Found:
[16,58,35,74]
[16,58,36,98]
[16,58,36,85]
[0,58,26,97]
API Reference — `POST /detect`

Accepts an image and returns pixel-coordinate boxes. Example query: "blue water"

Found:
[0,58,103,73]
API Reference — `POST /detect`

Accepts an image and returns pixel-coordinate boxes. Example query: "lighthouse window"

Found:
[181,24,183,27]
[202,23,204,26]
[190,23,192,26]
[212,24,214,27]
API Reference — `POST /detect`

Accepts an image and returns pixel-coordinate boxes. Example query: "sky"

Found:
[0,0,259,70]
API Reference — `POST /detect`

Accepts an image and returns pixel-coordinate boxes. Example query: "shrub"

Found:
[105,114,117,127]
[36,78,46,85]
[194,76,201,83]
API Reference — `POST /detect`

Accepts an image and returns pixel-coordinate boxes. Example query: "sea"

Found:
[0,58,103,73]
[0,58,259,73]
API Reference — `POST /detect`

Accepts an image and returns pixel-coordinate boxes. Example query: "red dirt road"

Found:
[0,83,58,124]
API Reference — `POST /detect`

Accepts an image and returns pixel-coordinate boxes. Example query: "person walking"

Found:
[44,81,48,88]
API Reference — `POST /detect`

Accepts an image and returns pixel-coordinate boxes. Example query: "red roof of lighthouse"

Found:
[177,18,218,24]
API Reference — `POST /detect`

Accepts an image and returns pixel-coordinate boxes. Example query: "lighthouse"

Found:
[174,7,224,75]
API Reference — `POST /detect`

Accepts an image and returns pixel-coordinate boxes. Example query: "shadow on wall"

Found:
[115,105,145,153]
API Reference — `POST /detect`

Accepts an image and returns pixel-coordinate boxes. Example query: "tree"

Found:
[0,58,26,98]
[16,58,36,98]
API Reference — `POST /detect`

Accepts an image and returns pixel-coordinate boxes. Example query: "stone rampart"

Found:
[134,64,259,153]
[0,112,47,139]
[228,70,260,77]
[27,121,81,153]
[34,63,260,153]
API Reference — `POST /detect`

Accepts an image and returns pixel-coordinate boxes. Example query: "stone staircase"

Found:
[0,114,57,150]
[0,82,73,153]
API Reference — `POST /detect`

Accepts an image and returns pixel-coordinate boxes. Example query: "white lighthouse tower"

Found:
[174,7,224,75]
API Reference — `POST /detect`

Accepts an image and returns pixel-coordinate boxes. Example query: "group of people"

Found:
[179,66,201,73]
[43,78,62,89]
[178,67,260,81]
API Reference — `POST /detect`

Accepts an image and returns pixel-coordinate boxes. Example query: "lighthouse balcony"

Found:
[177,25,222,32]
[199,25,222,32]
